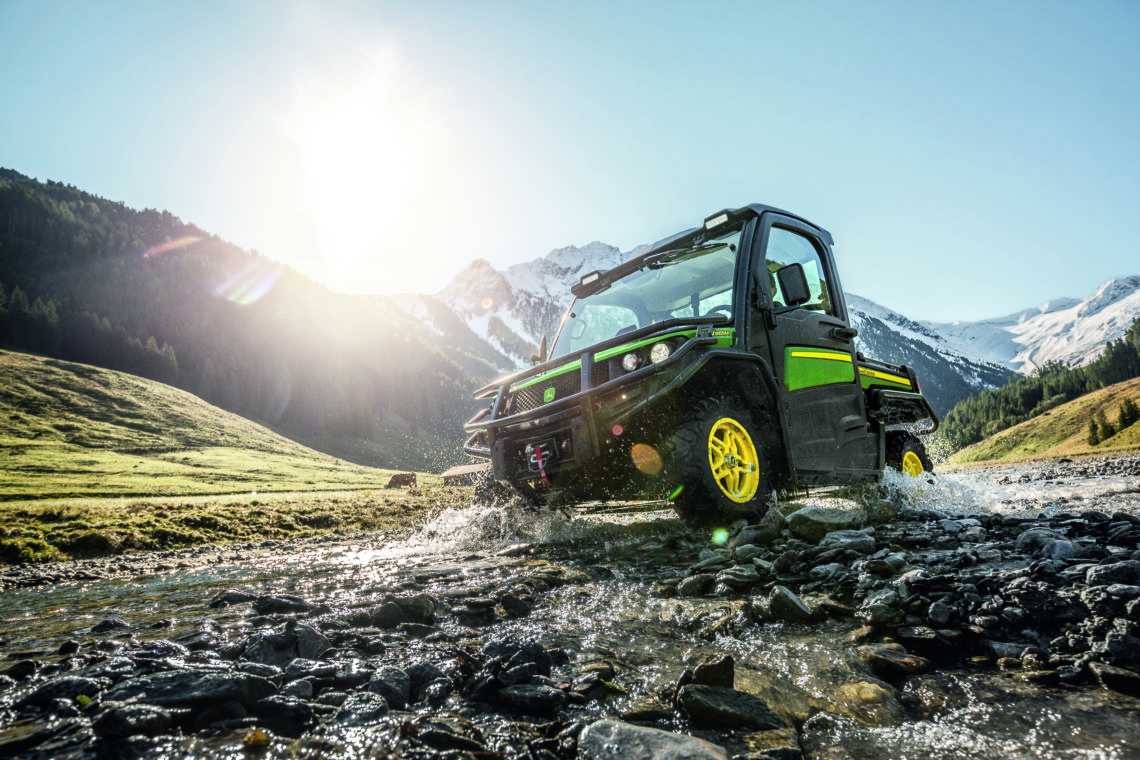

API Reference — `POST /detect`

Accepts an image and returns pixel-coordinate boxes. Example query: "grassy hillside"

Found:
[948,376,1140,464]
[0,350,431,500]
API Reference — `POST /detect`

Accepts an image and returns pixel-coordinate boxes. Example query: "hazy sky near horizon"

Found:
[2,0,1137,322]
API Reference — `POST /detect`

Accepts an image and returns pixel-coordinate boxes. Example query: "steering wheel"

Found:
[705,305,733,319]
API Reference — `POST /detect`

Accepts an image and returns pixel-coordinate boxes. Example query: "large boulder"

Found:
[676,685,785,730]
[578,720,728,760]
[786,506,862,542]
[102,670,276,708]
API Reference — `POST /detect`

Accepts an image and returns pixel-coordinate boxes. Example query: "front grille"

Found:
[507,370,581,414]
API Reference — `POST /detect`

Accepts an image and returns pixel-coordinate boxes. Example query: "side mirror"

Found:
[776,263,811,308]
[530,334,548,365]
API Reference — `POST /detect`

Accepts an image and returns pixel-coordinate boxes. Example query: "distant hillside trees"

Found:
[0,167,483,469]
[940,316,1140,450]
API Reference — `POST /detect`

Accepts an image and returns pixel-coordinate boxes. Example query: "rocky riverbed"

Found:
[1,457,1139,759]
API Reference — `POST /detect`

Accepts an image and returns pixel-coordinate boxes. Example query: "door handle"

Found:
[830,327,859,341]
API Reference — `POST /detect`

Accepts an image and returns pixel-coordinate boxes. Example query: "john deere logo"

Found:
[543,387,556,403]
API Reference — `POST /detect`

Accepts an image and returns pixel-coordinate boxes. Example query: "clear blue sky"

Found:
[1,0,1137,321]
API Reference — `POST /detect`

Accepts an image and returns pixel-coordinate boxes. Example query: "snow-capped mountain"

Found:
[846,295,1011,415]
[923,276,1140,374]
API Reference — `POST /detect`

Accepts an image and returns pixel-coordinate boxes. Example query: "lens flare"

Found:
[213,260,283,305]
[712,528,729,545]
[480,297,494,310]
[668,485,684,500]
[141,236,201,258]
[630,443,662,474]
[612,425,623,436]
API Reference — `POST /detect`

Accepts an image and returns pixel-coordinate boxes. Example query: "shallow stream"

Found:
[1,463,1138,759]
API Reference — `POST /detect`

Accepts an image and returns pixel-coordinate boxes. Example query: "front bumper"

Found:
[463,320,727,484]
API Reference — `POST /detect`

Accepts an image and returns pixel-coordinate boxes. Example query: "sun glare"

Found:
[300,53,440,292]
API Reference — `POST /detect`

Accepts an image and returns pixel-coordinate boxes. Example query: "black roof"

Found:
[636,203,833,260]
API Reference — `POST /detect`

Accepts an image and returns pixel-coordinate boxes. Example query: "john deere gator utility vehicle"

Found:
[464,204,938,524]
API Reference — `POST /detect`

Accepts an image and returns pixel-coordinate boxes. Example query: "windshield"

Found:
[550,224,742,359]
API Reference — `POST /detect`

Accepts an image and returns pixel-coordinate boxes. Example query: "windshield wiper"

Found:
[645,241,727,269]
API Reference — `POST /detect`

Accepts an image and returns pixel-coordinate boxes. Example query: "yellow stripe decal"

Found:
[858,367,911,386]
[789,351,852,362]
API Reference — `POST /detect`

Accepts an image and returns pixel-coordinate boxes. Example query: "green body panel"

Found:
[784,346,856,391]
[510,328,736,393]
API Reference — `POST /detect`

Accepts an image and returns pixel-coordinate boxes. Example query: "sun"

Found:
[300,59,438,292]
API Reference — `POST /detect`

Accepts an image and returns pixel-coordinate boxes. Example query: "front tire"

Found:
[886,431,933,476]
[668,397,777,526]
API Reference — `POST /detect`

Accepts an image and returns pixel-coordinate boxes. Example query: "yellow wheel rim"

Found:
[708,417,760,503]
[901,450,924,477]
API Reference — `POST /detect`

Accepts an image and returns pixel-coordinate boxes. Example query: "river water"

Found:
[1,463,1138,759]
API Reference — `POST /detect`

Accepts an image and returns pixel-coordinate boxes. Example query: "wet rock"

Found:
[484,635,553,677]
[939,519,963,534]
[333,691,389,725]
[252,695,315,732]
[367,666,410,710]
[676,684,785,730]
[735,544,764,561]
[252,593,312,615]
[1042,539,1076,562]
[578,719,728,760]
[133,639,190,659]
[927,601,952,627]
[717,564,762,590]
[1015,528,1065,556]
[498,592,532,618]
[678,573,716,597]
[1087,561,1140,586]
[692,654,734,687]
[372,601,410,629]
[831,680,907,726]
[0,717,93,757]
[208,588,257,608]
[406,660,449,702]
[1089,661,1140,696]
[392,593,437,624]
[961,525,988,542]
[333,660,373,690]
[92,701,172,740]
[282,679,314,699]
[787,506,862,542]
[739,727,803,760]
[20,675,111,707]
[498,684,566,716]
[2,660,37,681]
[768,586,813,623]
[237,662,281,679]
[284,658,335,682]
[809,562,846,580]
[74,656,137,681]
[103,670,276,708]
[859,588,902,627]
[91,617,130,633]
[855,643,932,680]
[620,697,675,722]
[753,558,776,578]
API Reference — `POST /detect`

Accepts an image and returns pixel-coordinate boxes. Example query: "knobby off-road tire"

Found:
[886,431,933,477]
[667,396,778,527]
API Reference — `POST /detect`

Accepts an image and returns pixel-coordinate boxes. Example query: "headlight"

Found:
[649,342,672,364]
[621,353,641,372]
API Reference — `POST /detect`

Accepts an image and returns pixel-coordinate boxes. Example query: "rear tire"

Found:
[886,431,933,476]
[667,396,777,526]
